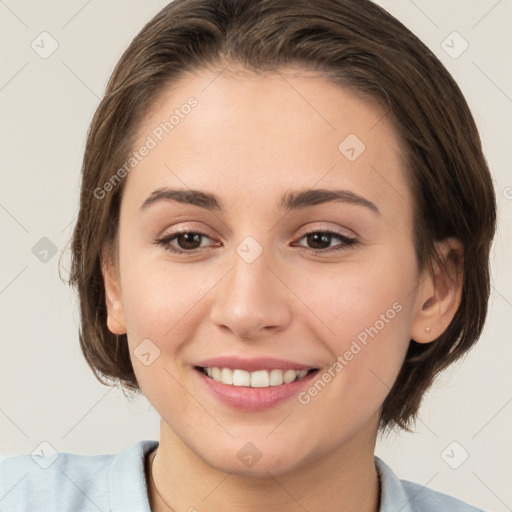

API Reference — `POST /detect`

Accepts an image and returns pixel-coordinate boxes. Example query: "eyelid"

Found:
[156,222,355,244]
[156,221,215,239]
[296,223,357,240]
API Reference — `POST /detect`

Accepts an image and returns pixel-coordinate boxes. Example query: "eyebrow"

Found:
[140,187,380,215]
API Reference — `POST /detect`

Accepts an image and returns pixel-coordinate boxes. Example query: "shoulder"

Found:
[0,448,114,512]
[401,480,485,512]
[0,439,158,512]
[375,457,485,512]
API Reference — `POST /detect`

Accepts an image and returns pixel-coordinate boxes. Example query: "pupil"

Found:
[179,233,200,249]
[308,233,330,249]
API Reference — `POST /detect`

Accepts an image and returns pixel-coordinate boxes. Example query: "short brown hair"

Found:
[68,0,497,431]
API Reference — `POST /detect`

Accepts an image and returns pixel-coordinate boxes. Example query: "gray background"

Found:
[1,1,511,510]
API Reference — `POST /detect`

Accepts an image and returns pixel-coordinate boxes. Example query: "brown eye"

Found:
[173,232,203,250]
[156,231,213,254]
[295,230,357,253]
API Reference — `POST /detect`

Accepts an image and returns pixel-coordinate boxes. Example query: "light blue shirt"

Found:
[0,439,484,511]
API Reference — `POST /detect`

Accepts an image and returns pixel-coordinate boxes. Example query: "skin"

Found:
[102,67,463,512]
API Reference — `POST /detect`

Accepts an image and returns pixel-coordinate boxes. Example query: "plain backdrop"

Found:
[0,1,511,510]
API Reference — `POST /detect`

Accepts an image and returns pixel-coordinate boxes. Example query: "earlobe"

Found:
[411,238,464,344]
[101,246,127,335]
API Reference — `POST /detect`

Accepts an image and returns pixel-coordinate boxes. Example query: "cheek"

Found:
[296,253,416,406]
[303,252,414,345]
[119,246,208,337]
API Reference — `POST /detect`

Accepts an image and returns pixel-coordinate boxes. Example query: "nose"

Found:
[209,245,292,341]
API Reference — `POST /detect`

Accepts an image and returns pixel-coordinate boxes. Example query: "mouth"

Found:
[192,356,321,411]
[195,366,319,388]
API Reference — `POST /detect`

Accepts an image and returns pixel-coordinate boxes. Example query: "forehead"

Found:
[125,67,412,221]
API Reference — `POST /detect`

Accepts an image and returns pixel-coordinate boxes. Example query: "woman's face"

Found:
[104,68,432,476]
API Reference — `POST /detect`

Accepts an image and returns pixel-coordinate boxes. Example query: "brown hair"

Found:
[68,0,496,431]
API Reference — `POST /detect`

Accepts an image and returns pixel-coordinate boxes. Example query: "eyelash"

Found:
[154,228,358,255]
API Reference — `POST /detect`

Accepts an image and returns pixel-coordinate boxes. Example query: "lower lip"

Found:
[195,368,318,412]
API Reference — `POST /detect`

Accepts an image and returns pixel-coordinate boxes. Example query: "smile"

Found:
[197,367,316,388]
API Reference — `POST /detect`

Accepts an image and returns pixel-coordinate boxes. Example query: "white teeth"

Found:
[250,370,269,388]
[296,370,308,379]
[283,369,297,384]
[203,367,311,388]
[212,367,221,381]
[221,368,233,385]
[232,369,251,386]
[269,369,284,386]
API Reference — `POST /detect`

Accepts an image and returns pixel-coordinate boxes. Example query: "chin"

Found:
[192,436,315,478]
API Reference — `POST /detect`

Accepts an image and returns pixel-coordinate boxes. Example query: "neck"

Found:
[147,417,380,512]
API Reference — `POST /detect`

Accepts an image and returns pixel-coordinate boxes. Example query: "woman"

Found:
[0,0,496,510]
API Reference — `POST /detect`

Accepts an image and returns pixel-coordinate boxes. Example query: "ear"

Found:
[101,244,127,335]
[410,237,464,343]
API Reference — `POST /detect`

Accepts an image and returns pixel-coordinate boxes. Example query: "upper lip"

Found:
[194,356,317,372]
